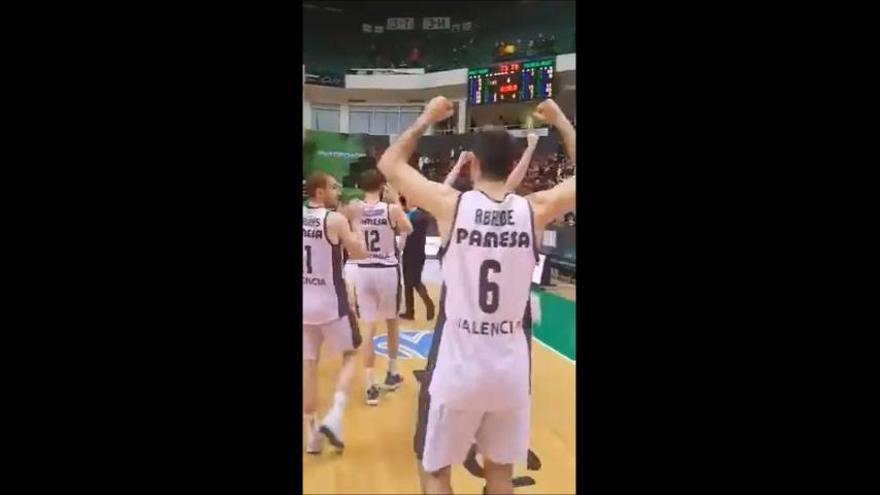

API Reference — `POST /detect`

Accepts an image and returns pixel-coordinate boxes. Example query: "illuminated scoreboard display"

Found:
[467,58,554,105]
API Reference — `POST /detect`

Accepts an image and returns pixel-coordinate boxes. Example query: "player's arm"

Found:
[377,97,460,222]
[443,151,469,187]
[389,204,413,235]
[527,175,576,229]
[533,99,575,164]
[327,211,368,259]
[381,184,413,235]
[338,199,358,224]
[506,133,538,191]
[397,232,408,252]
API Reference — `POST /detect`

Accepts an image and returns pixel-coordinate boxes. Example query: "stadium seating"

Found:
[303,2,575,76]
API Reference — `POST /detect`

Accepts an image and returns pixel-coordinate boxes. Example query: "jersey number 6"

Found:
[478,260,501,313]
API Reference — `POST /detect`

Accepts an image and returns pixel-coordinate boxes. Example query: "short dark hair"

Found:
[305,171,331,198]
[472,127,516,181]
[359,168,385,192]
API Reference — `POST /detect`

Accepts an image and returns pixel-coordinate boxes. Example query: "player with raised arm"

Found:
[377,96,576,494]
[302,171,368,454]
[443,132,539,192]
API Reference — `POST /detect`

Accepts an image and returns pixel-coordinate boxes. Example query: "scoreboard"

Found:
[467,58,554,106]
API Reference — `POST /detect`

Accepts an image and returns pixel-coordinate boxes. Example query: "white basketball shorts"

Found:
[353,264,401,322]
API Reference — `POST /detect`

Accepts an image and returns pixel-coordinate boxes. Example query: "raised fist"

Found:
[533,99,564,126]
[423,96,455,124]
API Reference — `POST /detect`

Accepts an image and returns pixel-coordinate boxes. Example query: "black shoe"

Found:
[426,306,436,321]
[399,312,414,320]
[365,385,380,406]
[384,372,403,391]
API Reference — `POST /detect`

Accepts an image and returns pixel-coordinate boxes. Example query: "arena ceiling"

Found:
[303,1,512,16]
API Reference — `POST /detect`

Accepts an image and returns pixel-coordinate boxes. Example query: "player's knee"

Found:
[424,465,451,479]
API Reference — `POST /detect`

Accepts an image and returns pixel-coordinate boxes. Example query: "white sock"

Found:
[365,368,375,387]
[388,359,398,375]
[330,391,347,417]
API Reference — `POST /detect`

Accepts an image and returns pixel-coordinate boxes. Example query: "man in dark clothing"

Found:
[398,196,435,321]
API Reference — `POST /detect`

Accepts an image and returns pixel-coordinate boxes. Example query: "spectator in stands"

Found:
[493,41,507,60]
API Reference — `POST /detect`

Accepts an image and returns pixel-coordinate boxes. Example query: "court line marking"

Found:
[533,335,576,365]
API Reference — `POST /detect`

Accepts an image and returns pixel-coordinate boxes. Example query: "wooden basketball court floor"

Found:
[303,260,577,494]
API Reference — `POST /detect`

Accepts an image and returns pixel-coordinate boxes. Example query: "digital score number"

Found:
[467,58,554,106]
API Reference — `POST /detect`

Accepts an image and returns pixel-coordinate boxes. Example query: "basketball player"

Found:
[443,131,539,192]
[351,169,413,406]
[377,96,576,494]
[302,171,368,454]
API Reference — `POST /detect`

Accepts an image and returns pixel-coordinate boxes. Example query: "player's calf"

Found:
[482,458,514,494]
[421,465,452,494]
[383,318,404,391]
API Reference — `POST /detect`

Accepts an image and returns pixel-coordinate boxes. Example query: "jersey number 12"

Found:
[364,230,381,252]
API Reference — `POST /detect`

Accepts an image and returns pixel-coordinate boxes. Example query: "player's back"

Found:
[429,190,538,411]
[354,201,399,266]
[303,205,349,325]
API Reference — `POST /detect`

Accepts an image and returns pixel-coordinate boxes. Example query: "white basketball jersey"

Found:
[354,201,399,266]
[428,190,539,411]
[302,205,350,325]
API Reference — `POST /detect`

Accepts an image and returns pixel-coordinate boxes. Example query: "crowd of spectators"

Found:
[368,42,426,69]
[411,147,575,188]
[360,27,560,72]
[303,147,575,223]
[449,35,478,67]
[303,0,576,75]
[516,151,574,194]
[406,146,576,225]
[365,30,479,71]
[493,32,558,62]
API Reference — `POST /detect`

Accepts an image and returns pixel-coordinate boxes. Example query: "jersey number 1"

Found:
[478,260,501,313]
[304,245,312,274]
